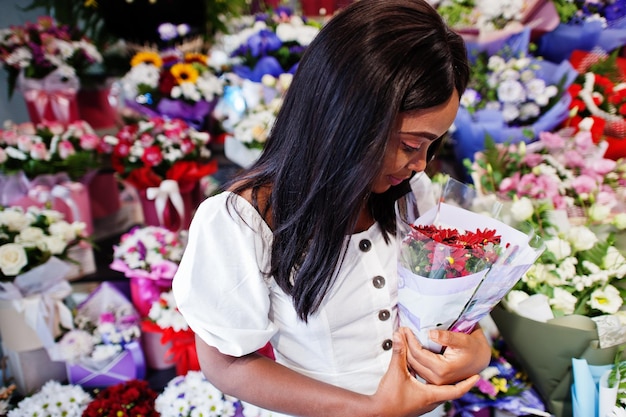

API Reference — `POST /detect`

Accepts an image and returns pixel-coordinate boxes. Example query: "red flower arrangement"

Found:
[82,379,159,417]
[401,224,503,279]
[565,49,626,160]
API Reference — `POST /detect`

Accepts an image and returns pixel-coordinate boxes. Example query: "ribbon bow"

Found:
[18,69,80,124]
[146,179,185,230]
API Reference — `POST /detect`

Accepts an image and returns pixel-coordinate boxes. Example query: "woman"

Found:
[173,0,491,416]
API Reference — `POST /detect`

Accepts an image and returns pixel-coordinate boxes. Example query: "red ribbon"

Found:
[161,327,200,375]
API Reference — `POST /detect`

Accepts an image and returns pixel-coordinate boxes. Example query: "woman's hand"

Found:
[369,329,479,417]
[403,326,491,385]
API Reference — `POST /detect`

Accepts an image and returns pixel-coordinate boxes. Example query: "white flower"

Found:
[497,79,526,104]
[510,197,534,222]
[613,213,626,230]
[155,371,237,417]
[549,287,578,315]
[604,246,626,276]
[0,208,29,231]
[544,237,572,261]
[0,243,28,276]
[565,225,598,252]
[7,380,91,417]
[589,285,623,314]
[58,329,95,362]
[589,203,612,222]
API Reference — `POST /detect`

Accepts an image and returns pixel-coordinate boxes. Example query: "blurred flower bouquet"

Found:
[450,338,546,416]
[468,127,626,417]
[427,0,559,55]
[565,49,626,160]
[110,225,186,316]
[155,370,239,417]
[105,116,217,230]
[120,33,224,130]
[397,177,544,352]
[59,282,145,387]
[0,16,102,124]
[210,7,320,83]
[537,0,626,62]
[0,119,108,181]
[81,379,159,417]
[453,49,577,170]
[7,380,92,417]
[215,72,291,168]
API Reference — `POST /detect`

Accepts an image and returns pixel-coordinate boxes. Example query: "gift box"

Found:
[129,275,173,318]
[63,243,97,281]
[1,345,67,396]
[17,69,80,126]
[66,340,146,388]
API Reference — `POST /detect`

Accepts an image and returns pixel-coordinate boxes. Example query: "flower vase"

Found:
[129,275,172,317]
[17,69,80,126]
[140,323,175,371]
[77,79,119,130]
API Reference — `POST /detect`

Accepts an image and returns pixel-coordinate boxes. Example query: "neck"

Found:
[354,204,375,233]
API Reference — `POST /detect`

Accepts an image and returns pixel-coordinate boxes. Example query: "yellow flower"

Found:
[184,52,208,66]
[170,63,199,85]
[491,377,508,394]
[84,0,98,7]
[130,51,163,68]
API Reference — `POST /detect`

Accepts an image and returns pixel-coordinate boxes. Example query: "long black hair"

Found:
[226,0,470,320]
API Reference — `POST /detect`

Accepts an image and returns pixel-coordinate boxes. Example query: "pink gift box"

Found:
[18,70,80,126]
[138,181,202,232]
[66,340,146,388]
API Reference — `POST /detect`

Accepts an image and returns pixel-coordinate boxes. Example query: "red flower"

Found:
[82,379,158,417]
[141,145,164,167]
[159,70,177,96]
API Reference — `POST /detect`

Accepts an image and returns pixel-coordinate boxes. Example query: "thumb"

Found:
[389,330,410,374]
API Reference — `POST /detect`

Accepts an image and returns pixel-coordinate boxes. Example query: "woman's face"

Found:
[371,90,460,194]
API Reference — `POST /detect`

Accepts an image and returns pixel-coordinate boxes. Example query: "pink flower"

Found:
[140,132,155,147]
[58,140,76,159]
[40,120,64,135]
[99,311,116,323]
[1,130,18,146]
[141,145,163,167]
[29,142,49,160]
[522,153,543,167]
[17,134,33,151]
[476,379,498,397]
[16,123,36,135]
[0,148,7,164]
[539,131,565,151]
[563,149,585,168]
[79,133,101,150]
[590,158,617,176]
[571,175,598,195]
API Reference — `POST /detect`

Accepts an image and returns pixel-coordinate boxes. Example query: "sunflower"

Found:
[184,52,208,66]
[170,63,199,84]
[130,51,163,68]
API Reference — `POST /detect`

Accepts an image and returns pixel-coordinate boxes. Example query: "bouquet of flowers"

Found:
[397,177,545,352]
[59,282,145,387]
[0,205,89,281]
[120,28,224,130]
[215,72,291,167]
[0,15,102,97]
[210,7,320,83]
[564,49,626,160]
[110,225,186,316]
[426,0,559,55]
[0,119,108,181]
[449,338,546,416]
[7,380,91,417]
[104,116,217,230]
[452,49,577,170]
[466,126,626,231]
[155,370,239,417]
[81,379,159,417]
[536,0,626,62]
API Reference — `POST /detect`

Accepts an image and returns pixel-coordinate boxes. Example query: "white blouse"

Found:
[173,175,437,407]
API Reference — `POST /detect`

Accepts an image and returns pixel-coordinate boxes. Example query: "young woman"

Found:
[173,1,491,415]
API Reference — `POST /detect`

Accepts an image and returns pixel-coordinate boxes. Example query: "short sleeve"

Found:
[172,192,277,357]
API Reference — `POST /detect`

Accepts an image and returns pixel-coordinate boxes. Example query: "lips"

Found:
[388,175,406,186]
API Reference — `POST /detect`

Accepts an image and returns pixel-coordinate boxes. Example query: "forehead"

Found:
[396,91,459,137]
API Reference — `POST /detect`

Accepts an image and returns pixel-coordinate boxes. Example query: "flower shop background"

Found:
[0,1,626,417]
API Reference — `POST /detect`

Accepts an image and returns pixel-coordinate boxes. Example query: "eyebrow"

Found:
[397,131,440,141]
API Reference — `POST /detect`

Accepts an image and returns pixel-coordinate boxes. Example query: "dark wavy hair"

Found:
[226,0,470,320]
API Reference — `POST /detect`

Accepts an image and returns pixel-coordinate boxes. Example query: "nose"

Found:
[406,151,428,173]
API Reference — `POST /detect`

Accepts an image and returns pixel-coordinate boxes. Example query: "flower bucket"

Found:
[138,180,202,232]
[490,304,623,417]
[18,69,80,126]
[140,323,175,371]
[2,345,67,396]
[77,82,119,130]
[83,170,122,219]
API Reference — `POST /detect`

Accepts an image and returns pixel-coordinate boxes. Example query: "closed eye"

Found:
[401,142,424,153]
